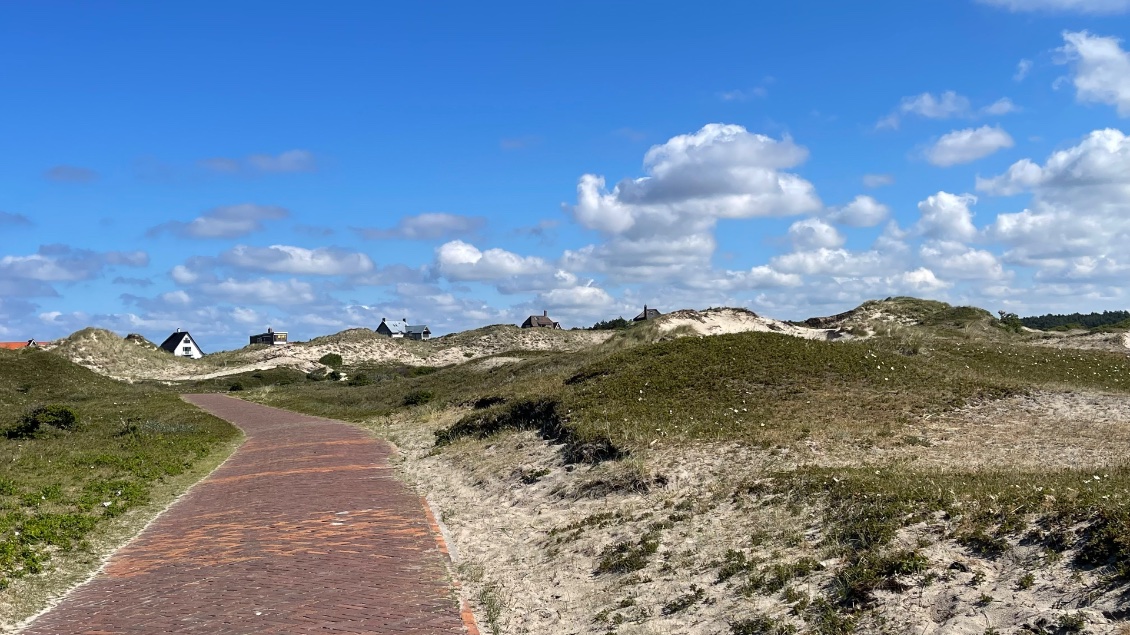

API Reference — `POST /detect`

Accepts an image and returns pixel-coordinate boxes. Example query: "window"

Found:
[182,346,192,355]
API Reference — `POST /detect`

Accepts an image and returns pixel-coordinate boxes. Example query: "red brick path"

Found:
[22,394,466,634]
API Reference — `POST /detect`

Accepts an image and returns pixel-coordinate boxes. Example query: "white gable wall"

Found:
[176,334,204,359]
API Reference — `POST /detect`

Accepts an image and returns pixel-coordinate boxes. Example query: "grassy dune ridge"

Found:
[0,349,238,590]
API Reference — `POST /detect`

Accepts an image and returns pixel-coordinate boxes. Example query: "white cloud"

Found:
[171,265,200,285]
[570,124,820,236]
[891,267,951,293]
[770,247,895,277]
[353,213,485,240]
[877,91,972,129]
[977,128,1130,195]
[1057,31,1130,116]
[148,204,289,239]
[0,245,148,283]
[199,278,317,305]
[1015,59,1034,82]
[981,98,1020,115]
[788,218,844,250]
[925,125,1015,166]
[979,128,1130,272]
[160,290,193,306]
[561,233,716,282]
[919,240,1008,280]
[862,174,894,188]
[537,284,615,310]
[435,240,551,281]
[827,195,890,227]
[221,245,375,276]
[915,192,979,242]
[980,0,1130,13]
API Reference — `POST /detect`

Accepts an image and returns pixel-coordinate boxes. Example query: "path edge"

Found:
[422,496,481,635]
[14,404,246,633]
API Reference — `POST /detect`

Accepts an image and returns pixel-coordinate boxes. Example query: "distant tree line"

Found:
[1020,310,1130,330]
[590,317,631,330]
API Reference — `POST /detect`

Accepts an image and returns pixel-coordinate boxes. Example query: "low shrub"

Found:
[318,353,343,368]
[6,405,80,438]
[403,390,434,406]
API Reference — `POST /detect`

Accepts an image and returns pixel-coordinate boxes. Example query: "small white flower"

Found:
[102,501,112,507]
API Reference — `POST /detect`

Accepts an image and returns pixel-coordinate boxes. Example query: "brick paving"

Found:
[22,394,466,635]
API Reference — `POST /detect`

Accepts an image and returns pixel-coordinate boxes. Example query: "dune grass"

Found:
[0,349,238,589]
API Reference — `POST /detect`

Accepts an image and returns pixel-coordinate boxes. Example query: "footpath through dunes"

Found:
[20,395,466,635]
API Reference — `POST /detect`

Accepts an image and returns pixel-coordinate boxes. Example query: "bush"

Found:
[328,370,342,381]
[318,353,343,368]
[229,382,244,392]
[7,405,79,438]
[403,390,434,406]
[347,373,370,387]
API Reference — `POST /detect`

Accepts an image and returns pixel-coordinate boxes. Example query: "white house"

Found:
[159,329,204,359]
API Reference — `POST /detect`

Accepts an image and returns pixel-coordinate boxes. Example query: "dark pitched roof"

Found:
[159,331,203,354]
[522,315,560,328]
[633,307,662,321]
[405,325,430,335]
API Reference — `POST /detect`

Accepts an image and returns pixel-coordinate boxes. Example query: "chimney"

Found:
[403,317,407,323]
[176,327,181,333]
[381,318,386,323]
[267,326,273,334]
[543,310,548,317]
[644,304,648,312]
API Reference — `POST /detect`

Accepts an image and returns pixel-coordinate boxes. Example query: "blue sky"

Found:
[3,0,1130,351]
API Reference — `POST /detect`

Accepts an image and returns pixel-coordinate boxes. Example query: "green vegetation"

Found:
[1021,309,1130,331]
[591,317,631,331]
[0,349,237,588]
[317,353,343,368]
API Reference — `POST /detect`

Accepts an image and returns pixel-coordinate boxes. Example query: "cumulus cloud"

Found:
[44,165,98,183]
[435,240,551,282]
[565,124,820,282]
[200,150,317,174]
[979,128,1130,271]
[915,192,979,241]
[771,247,896,277]
[148,204,290,239]
[919,240,1008,280]
[353,213,486,240]
[221,244,375,276]
[570,124,820,236]
[788,218,844,250]
[827,195,890,227]
[862,174,894,188]
[1057,31,1130,116]
[536,284,615,310]
[925,125,1015,167]
[0,211,33,227]
[980,0,1130,13]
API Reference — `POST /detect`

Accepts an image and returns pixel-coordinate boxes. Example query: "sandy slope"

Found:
[383,390,1130,635]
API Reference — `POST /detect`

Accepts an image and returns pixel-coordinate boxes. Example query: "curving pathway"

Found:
[22,394,466,635]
